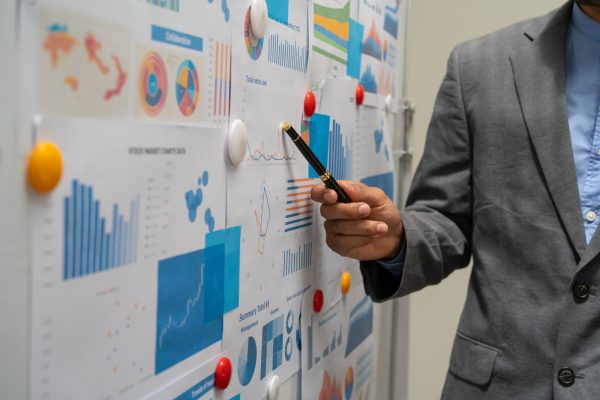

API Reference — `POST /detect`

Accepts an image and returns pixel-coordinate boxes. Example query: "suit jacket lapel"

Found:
[510,3,586,261]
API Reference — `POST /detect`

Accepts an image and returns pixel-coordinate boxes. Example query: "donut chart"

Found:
[139,51,168,116]
[175,60,200,117]
[244,7,264,60]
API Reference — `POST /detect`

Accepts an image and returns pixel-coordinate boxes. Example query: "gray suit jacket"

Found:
[360,2,600,399]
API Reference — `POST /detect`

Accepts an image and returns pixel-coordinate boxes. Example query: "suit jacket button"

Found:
[558,368,575,387]
[573,282,590,300]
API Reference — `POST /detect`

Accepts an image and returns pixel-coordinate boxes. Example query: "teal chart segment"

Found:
[266,0,289,24]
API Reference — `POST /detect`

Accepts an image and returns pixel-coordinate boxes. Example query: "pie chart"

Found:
[175,60,199,117]
[237,336,257,387]
[244,6,263,60]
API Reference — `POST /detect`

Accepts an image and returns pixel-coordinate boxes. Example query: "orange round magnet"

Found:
[214,357,232,390]
[27,141,63,193]
[341,272,351,294]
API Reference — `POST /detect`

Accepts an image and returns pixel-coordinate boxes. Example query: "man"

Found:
[312,1,600,398]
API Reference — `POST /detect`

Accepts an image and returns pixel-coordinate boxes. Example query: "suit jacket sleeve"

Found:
[360,45,473,303]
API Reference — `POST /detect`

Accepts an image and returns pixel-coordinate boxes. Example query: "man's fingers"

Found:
[320,202,371,220]
[311,181,390,208]
[324,219,388,237]
[325,234,373,257]
[311,184,337,204]
[338,181,389,207]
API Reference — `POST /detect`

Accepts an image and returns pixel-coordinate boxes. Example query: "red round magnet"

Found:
[304,91,316,117]
[313,289,324,313]
[355,84,365,106]
[214,357,232,390]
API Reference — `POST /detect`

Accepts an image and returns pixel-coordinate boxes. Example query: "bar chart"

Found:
[63,179,140,280]
[267,34,307,73]
[308,114,352,180]
[285,178,315,233]
[282,242,312,277]
[212,41,231,118]
[306,312,343,370]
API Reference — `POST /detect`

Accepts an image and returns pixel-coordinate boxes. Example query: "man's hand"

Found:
[311,181,404,261]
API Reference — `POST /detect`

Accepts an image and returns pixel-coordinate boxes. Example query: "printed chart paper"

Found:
[30,117,237,400]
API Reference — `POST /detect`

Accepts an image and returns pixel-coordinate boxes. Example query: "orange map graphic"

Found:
[64,76,79,91]
[104,55,127,101]
[43,31,79,67]
[84,33,110,75]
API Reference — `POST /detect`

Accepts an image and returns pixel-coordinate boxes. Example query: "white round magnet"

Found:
[385,94,394,112]
[250,0,268,39]
[228,119,247,167]
[267,375,280,400]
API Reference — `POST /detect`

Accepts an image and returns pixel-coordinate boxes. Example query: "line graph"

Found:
[158,271,204,349]
[254,185,271,255]
[155,247,224,374]
[246,136,296,163]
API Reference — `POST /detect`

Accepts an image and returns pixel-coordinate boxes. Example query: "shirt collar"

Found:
[572,2,600,43]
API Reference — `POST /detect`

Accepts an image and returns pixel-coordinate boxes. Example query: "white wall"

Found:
[403,1,566,399]
[0,0,29,398]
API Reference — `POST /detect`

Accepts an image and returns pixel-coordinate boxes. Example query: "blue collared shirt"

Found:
[567,3,600,244]
[380,4,600,277]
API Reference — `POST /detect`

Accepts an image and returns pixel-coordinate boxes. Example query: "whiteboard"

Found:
[0,0,410,398]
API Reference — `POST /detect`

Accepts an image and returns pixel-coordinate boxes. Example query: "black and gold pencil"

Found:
[281,122,352,204]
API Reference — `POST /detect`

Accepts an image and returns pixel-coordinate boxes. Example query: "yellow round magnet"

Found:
[341,272,351,295]
[27,141,63,193]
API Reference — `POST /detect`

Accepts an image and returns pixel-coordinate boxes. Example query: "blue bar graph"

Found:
[267,34,307,73]
[328,119,352,180]
[63,179,140,281]
[282,242,312,277]
[308,114,352,180]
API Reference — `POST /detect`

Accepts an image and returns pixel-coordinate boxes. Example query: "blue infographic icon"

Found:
[286,309,294,334]
[285,336,293,362]
[237,336,257,386]
[345,296,374,357]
